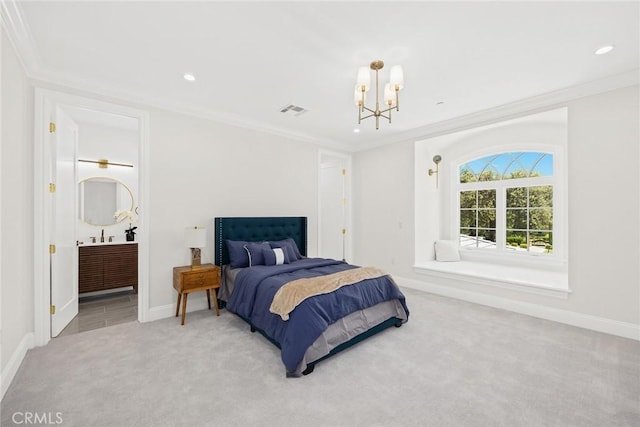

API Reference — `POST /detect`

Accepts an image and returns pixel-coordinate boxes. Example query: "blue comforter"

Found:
[225,258,409,374]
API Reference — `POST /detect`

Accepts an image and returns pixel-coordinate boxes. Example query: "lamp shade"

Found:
[384,83,396,106]
[356,67,371,91]
[390,65,404,90]
[185,226,207,248]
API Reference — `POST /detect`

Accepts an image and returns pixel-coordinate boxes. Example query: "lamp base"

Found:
[190,248,202,268]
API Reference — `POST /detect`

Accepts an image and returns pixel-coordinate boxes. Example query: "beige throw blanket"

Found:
[269,267,388,320]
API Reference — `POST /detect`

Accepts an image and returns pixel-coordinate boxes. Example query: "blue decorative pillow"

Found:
[226,240,251,268]
[269,239,300,261]
[244,242,270,267]
[284,237,303,260]
[263,247,290,266]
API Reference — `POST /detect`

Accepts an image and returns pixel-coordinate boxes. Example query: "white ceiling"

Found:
[6,1,639,151]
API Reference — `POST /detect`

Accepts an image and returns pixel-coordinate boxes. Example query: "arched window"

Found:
[458,152,554,255]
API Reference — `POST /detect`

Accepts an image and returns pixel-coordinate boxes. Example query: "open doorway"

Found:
[34,89,149,346]
[56,105,140,337]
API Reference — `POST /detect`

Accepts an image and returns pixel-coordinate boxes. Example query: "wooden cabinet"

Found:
[173,263,221,325]
[79,243,138,294]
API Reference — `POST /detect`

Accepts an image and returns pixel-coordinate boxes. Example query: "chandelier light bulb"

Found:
[354,84,365,106]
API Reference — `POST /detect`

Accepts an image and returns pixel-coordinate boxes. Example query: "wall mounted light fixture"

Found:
[354,60,404,130]
[428,155,442,188]
[78,159,134,168]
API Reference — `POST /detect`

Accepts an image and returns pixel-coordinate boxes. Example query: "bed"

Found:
[214,216,409,377]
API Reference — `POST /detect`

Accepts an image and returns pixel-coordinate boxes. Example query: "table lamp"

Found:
[185,226,207,268]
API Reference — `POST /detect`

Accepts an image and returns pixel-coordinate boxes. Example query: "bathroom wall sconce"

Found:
[78,159,134,168]
[428,155,442,188]
[185,226,207,268]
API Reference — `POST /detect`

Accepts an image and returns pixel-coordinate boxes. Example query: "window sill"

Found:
[414,260,570,299]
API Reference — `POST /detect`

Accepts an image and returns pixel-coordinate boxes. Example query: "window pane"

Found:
[477,229,497,249]
[478,190,496,208]
[459,167,476,183]
[478,210,496,228]
[529,185,553,207]
[506,231,527,250]
[529,208,553,231]
[460,191,476,208]
[506,209,527,229]
[460,210,477,228]
[529,231,552,254]
[506,187,527,208]
[460,229,477,248]
[503,158,529,179]
[478,168,499,182]
[531,154,553,177]
[460,228,477,237]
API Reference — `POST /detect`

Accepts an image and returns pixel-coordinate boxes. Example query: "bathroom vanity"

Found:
[78,242,138,294]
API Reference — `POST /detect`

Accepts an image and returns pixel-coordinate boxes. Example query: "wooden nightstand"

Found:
[173,263,221,325]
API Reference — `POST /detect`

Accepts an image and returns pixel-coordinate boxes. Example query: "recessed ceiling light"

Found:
[353,128,360,133]
[183,73,196,82]
[594,45,614,55]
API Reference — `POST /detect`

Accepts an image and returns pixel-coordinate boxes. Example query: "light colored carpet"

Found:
[2,287,639,427]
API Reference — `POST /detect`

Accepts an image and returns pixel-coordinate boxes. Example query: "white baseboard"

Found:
[147,295,213,322]
[1,332,35,401]
[396,276,640,341]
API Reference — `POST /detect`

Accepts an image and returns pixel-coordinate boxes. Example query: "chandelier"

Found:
[354,60,404,129]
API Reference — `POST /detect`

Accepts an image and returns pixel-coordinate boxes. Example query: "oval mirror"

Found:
[78,176,134,226]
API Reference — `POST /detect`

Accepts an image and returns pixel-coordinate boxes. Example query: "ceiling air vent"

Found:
[280,104,309,116]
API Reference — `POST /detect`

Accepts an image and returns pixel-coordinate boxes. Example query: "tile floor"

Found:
[58,289,138,337]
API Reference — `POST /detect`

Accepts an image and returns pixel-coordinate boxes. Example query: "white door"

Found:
[50,106,79,337]
[319,154,349,261]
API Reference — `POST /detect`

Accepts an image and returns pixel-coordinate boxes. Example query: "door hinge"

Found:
[50,305,56,315]
[342,228,346,235]
[49,244,56,254]
[49,183,56,193]
[342,169,346,176]
[49,122,56,133]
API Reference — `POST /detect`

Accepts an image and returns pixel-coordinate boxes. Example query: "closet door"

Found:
[319,152,351,261]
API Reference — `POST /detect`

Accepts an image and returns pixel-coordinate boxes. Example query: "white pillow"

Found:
[273,247,286,265]
[434,240,460,262]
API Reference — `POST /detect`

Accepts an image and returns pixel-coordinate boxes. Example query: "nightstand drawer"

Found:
[173,263,221,325]
[182,270,218,290]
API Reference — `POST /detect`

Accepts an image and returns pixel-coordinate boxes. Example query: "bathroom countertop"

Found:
[77,240,138,247]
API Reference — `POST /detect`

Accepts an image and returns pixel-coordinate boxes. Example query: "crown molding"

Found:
[3,0,635,154]
[0,0,41,72]
[354,69,640,152]
[0,0,349,152]
[29,69,352,152]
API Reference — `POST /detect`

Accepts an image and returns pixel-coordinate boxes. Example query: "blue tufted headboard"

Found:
[214,217,307,266]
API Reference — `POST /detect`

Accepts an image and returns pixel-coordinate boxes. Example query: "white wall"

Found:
[1,35,332,395]
[353,85,639,329]
[146,110,321,308]
[1,27,35,394]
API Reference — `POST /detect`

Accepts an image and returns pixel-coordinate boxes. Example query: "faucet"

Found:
[100,229,105,243]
